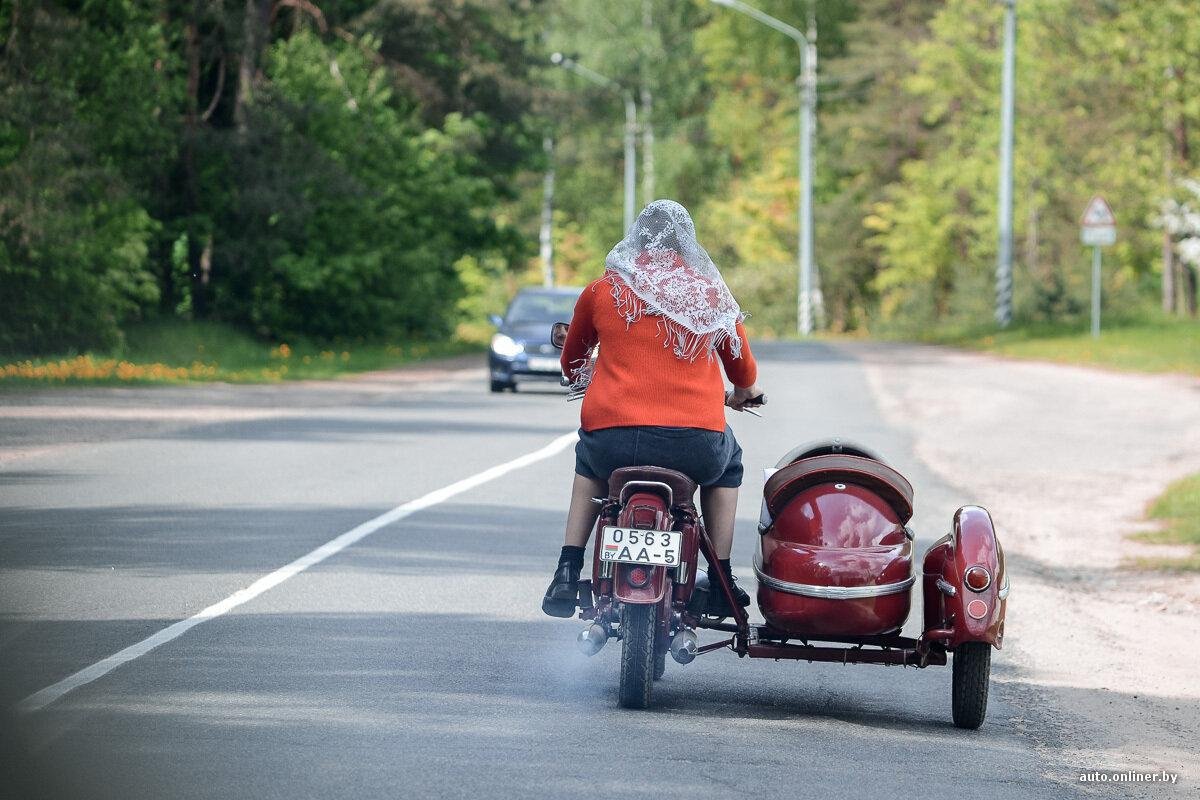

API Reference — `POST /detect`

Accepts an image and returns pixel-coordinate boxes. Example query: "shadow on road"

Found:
[2,601,1157,799]
[0,478,1151,800]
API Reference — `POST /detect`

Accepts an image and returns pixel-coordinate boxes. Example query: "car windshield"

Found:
[506,291,578,324]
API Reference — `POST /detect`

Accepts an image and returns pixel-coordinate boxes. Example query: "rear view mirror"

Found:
[550,322,569,349]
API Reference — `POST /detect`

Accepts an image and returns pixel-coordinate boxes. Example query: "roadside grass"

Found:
[0,321,481,387]
[902,315,1200,376]
[1131,473,1200,572]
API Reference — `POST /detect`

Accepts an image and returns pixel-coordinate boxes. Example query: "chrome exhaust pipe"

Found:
[576,623,609,657]
[670,629,698,664]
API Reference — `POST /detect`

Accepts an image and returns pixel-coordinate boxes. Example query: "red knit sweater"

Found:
[560,277,758,433]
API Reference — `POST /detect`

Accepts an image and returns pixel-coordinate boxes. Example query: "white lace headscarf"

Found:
[603,199,743,362]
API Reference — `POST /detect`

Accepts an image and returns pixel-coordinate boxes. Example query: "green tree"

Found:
[0,1,171,353]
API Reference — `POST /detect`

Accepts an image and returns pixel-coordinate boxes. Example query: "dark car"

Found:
[488,286,582,392]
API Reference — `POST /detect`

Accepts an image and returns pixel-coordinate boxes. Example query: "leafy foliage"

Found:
[1,0,540,354]
[2,0,1197,355]
[0,1,167,352]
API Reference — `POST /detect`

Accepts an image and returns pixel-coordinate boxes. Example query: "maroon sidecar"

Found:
[573,438,1008,728]
[756,447,916,637]
[757,441,1006,647]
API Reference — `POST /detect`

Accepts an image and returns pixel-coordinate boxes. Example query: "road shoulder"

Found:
[851,341,1200,787]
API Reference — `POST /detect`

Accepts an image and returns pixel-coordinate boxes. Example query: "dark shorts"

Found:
[574,425,744,489]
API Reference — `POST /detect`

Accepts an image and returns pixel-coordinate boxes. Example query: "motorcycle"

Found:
[549,322,1008,729]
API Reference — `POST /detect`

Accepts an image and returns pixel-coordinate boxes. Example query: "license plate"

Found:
[526,356,560,372]
[600,526,682,566]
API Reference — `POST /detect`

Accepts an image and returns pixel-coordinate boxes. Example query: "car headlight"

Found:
[490,333,523,358]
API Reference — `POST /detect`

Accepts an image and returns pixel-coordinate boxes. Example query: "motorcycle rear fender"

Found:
[922,505,1007,650]
[612,491,673,604]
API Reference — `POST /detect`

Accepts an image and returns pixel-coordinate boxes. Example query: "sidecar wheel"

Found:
[618,604,656,708]
[951,641,991,729]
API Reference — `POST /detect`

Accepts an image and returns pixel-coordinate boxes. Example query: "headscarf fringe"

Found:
[565,354,595,400]
[605,270,743,363]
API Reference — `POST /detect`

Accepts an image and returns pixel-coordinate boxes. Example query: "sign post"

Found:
[1080,196,1116,338]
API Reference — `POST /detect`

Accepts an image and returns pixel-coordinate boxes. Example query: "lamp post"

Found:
[709,0,816,336]
[539,136,556,287]
[551,52,637,232]
[995,0,1017,327]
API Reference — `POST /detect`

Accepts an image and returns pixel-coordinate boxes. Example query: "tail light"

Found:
[627,566,651,588]
[966,599,989,620]
[964,566,991,592]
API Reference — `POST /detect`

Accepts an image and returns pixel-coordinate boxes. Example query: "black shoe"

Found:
[542,562,581,618]
[705,574,751,618]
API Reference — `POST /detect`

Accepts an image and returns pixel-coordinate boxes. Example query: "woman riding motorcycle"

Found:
[542,199,764,618]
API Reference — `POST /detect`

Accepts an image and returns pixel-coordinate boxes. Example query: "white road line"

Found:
[16,430,579,714]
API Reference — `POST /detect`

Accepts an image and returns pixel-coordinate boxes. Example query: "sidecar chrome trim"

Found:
[753,558,916,600]
[997,575,1010,600]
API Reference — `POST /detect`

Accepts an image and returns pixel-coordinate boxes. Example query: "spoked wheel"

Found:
[618,603,656,708]
[951,641,991,729]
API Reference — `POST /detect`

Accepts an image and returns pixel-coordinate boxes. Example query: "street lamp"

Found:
[709,0,817,336]
[995,0,1016,327]
[551,52,637,232]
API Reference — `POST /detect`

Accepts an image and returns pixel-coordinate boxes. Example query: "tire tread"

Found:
[618,604,655,708]
[951,641,991,729]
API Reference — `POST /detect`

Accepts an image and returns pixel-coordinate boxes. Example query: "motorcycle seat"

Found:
[608,466,697,507]
[763,454,914,525]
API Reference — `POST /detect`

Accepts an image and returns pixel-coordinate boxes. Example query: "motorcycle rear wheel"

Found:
[618,604,656,708]
[951,641,991,729]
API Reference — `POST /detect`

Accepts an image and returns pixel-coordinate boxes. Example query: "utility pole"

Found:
[551,52,637,232]
[709,0,817,336]
[641,88,655,205]
[540,136,556,287]
[1162,65,1178,314]
[995,0,1017,327]
[623,92,637,231]
[800,3,819,334]
[641,0,656,205]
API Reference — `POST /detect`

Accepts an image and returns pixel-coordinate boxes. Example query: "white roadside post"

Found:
[1080,196,1117,339]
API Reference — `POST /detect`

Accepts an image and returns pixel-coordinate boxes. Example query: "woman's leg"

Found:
[700,485,750,613]
[564,473,607,547]
[544,473,606,617]
[700,485,738,558]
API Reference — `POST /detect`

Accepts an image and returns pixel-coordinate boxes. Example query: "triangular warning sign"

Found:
[1081,196,1116,227]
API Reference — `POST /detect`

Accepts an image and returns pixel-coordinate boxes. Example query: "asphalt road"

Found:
[0,344,1114,799]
